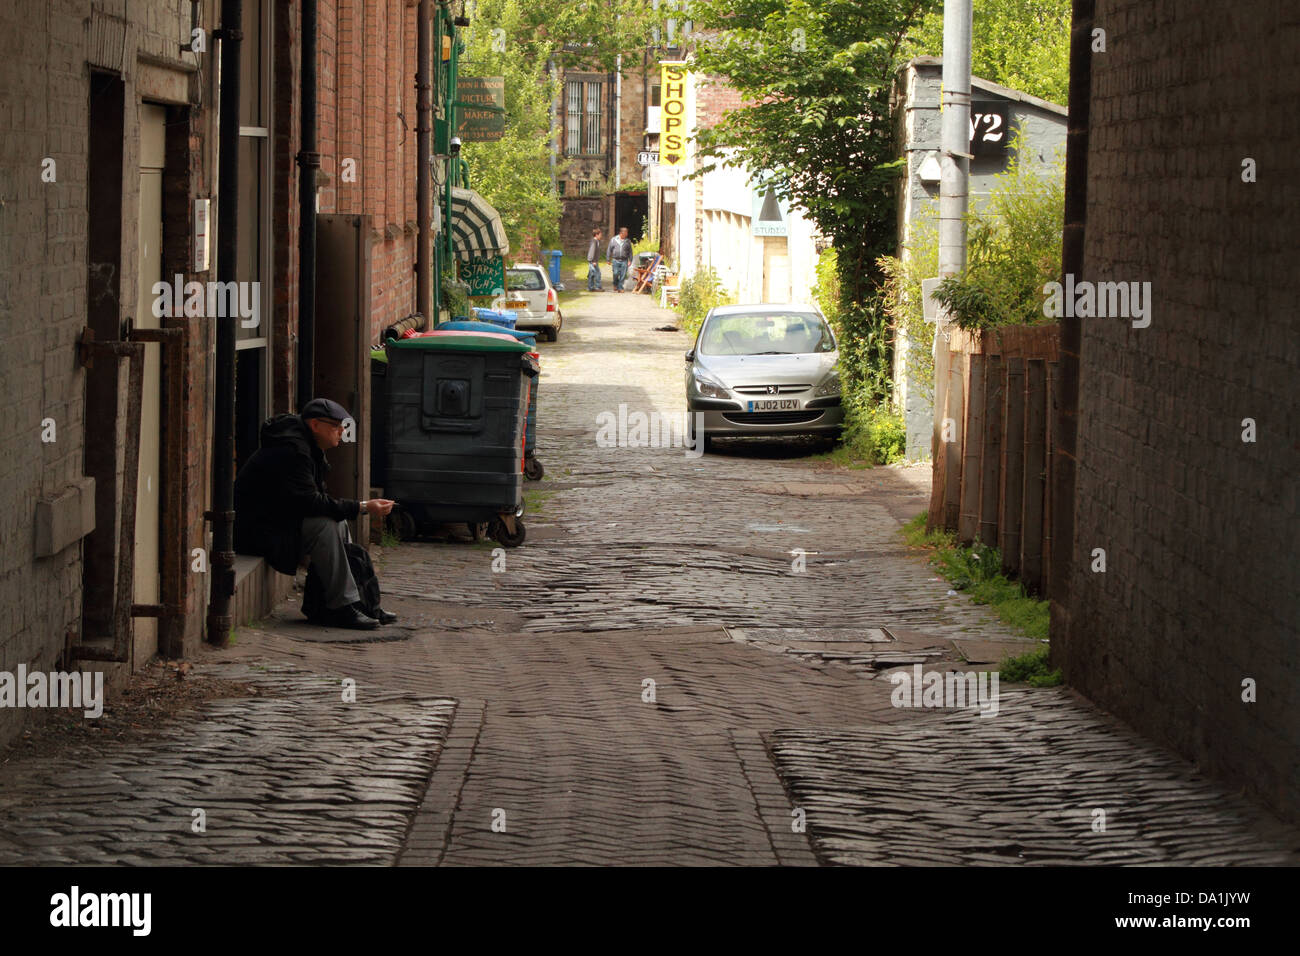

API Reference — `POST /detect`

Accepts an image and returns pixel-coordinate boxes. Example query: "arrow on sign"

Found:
[665,153,681,164]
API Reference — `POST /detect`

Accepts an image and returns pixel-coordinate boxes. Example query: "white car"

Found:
[497,264,563,342]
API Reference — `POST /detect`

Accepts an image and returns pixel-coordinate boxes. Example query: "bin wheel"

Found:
[490,517,526,548]
[390,505,418,541]
[524,456,545,481]
[469,521,489,542]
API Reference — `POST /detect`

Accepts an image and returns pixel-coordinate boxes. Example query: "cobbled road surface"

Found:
[1,287,1295,866]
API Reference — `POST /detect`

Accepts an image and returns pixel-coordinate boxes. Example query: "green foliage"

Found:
[902,511,1051,641]
[841,404,907,464]
[811,246,840,327]
[460,0,564,252]
[903,510,956,549]
[510,0,663,72]
[689,1,937,432]
[675,266,734,336]
[632,222,659,258]
[1000,644,1063,686]
[877,216,938,395]
[901,0,1072,105]
[877,147,1062,347]
[381,529,401,549]
[440,271,470,318]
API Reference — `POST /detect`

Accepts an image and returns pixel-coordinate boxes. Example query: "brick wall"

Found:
[275,0,421,383]
[0,0,212,743]
[1059,0,1300,823]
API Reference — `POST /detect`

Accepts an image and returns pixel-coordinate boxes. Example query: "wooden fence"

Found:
[927,324,1061,598]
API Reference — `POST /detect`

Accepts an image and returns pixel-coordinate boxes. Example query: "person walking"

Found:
[607,226,632,292]
[586,227,604,291]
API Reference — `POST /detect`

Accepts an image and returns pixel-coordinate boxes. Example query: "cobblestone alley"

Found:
[1,289,1296,867]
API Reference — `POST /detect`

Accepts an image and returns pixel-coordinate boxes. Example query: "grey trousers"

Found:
[301,517,361,610]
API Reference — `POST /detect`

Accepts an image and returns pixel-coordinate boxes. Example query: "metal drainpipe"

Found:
[1049,0,1094,650]
[297,0,320,410]
[614,54,622,222]
[416,0,432,328]
[446,25,459,265]
[207,0,243,646]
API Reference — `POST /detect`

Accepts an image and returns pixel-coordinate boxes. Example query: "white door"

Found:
[134,103,166,664]
[763,237,791,303]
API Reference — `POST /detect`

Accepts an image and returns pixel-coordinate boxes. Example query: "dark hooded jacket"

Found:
[233,413,360,574]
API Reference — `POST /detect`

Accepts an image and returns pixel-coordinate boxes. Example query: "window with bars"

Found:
[565,79,603,155]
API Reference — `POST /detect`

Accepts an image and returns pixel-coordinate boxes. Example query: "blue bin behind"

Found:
[546,249,563,287]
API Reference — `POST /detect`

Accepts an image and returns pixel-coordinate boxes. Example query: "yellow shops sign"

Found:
[660,61,688,166]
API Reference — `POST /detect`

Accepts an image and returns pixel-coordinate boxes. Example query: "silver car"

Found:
[499,264,563,341]
[685,304,844,451]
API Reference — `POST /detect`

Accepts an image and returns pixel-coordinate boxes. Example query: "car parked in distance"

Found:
[498,264,563,341]
[684,304,844,451]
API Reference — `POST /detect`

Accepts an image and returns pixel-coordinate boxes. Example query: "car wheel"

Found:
[687,412,711,454]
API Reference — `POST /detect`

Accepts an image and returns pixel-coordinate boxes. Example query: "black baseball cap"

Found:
[300,397,351,423]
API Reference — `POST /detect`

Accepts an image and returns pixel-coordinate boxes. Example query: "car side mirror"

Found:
[684,349,695,363]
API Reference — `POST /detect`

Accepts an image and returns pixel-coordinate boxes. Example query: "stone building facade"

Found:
[892,58,1068,460]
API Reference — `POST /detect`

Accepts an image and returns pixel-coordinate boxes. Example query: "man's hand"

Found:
[364,498,396,516]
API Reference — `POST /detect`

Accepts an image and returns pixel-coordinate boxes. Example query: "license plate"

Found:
[746,399,799,412]
[505,300,528,309]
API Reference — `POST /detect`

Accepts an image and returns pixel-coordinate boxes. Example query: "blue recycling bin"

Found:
[546,249,563,287]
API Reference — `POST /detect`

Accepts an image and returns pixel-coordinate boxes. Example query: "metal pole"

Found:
[297,0,320,410]
[207,0,243,645]
[928,0,972,531]
[938,0,972,281]
[417,0,433,327]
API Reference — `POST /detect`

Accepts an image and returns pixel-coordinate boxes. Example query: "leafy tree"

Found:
[460,0,689,251]
[459,0,564,252]
[901,0,1071,105]
[687,0,939,406]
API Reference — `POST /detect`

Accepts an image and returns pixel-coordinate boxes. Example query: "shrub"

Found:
[842,402,907,465]
[675,266,734,336]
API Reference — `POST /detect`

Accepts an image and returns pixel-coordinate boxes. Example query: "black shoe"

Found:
[374,608,398,625]
[323,605,379,630]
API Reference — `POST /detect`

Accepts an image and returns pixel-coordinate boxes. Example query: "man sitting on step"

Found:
[234,397,398,630]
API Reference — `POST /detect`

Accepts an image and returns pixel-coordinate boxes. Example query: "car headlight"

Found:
[694,369,730,399]
[814,370,841,397]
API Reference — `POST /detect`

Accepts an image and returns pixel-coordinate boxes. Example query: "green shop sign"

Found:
[462,255,505,296]
[457,77,505,142]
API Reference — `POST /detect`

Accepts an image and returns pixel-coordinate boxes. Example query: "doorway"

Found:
[134,103,166,664]
[614,191,648,241]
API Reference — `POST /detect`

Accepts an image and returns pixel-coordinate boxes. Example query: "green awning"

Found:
[450,187,510,261]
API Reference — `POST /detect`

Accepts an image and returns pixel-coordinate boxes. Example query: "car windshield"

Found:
[698,311,836,356]
[505,269,545,292]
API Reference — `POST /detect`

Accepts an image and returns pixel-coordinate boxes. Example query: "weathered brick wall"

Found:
[276,0,420,386]
[0,0,211,741]
[0,0,89,744]
[1061,0,1300,823]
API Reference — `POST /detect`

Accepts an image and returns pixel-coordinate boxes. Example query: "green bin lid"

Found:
[386,334,531,354]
